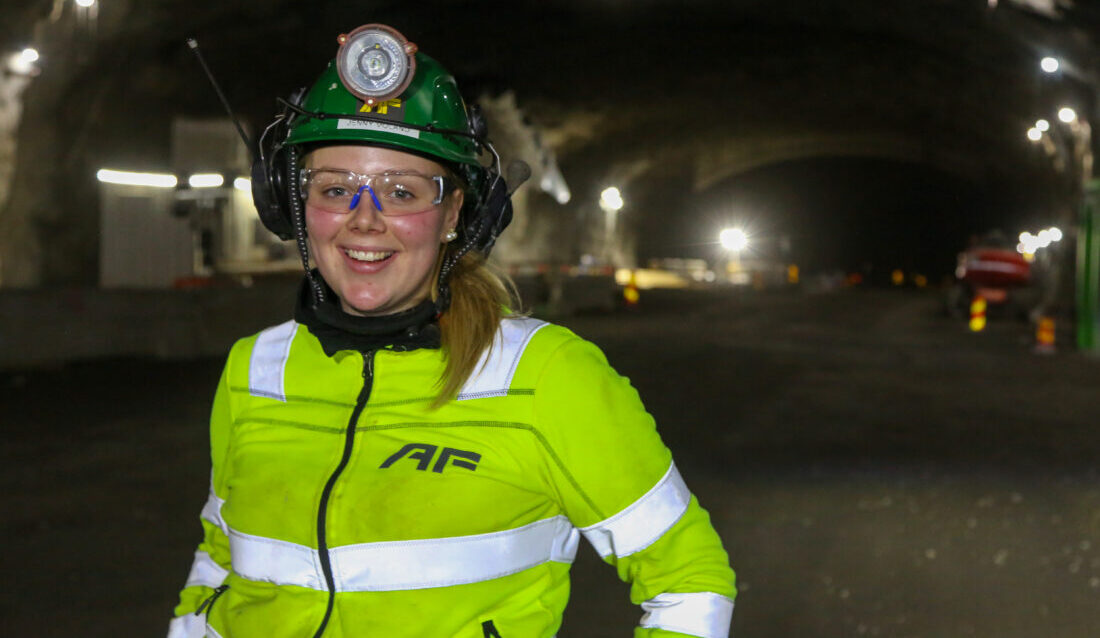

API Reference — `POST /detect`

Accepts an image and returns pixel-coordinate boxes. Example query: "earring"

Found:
[444,229,458,242]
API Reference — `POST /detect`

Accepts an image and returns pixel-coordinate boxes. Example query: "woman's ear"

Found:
[444,189,463,234]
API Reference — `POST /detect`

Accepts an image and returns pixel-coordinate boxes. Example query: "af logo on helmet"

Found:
[357,97,404,118]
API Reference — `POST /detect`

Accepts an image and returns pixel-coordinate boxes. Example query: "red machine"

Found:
[946,230,1039,320]
[956,246,1031,303]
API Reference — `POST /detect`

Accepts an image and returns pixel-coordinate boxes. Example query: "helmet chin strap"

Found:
[434,233,478,316]
[288,145,327,307]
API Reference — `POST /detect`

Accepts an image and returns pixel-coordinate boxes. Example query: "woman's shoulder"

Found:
[499,316,612,382]
[496,315,589,357]
[225,318,302,360]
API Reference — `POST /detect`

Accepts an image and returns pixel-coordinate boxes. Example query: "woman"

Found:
[169,23,735,638]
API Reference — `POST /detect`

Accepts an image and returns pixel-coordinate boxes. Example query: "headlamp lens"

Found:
[360,48,390,78]
[336,24,417,104]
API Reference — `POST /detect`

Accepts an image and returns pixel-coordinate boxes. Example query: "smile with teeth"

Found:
[344,248,394,262]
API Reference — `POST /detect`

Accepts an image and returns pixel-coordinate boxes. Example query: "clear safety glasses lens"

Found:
[301,169,447,215]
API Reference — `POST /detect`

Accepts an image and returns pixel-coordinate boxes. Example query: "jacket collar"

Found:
[293,274,442,356]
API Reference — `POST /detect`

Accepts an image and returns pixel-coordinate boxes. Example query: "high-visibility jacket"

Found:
[169,316,736,638]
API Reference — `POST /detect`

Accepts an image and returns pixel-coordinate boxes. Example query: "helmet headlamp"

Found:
[335,24,418,106]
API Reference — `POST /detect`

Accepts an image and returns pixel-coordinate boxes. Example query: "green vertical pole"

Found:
[1078,180,1100,352]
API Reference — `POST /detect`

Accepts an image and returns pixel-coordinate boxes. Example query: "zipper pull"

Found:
[194,584,229,616]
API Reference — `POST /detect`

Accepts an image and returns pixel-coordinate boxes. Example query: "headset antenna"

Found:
[186,38,257,161]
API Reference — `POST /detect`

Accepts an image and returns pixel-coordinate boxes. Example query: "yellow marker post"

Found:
[969,296,987,332]
[1035,316,1056,354]
[623,270,640,307]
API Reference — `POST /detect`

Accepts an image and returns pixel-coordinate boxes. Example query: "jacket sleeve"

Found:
[167,351,238,637]
[533,335,736,638]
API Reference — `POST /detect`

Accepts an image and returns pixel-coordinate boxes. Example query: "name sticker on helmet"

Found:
[338,98,419,138]
[337,118,419,138]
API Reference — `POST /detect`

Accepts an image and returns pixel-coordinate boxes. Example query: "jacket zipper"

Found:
[194,584,229,616]
[311,351,375,638]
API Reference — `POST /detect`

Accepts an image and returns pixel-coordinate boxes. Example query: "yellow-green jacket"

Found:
[169,316,736,637]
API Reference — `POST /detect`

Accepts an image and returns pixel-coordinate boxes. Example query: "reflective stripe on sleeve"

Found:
[580,462,691,558]
[639,592,734,638]
[248,320,298,401]
[229,515,579,592]
[457,317,547,400]
[184,550,229,589]
[200,487,228,536]
[167,612,207,638]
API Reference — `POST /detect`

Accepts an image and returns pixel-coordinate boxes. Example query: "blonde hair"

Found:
[433,252,519,408]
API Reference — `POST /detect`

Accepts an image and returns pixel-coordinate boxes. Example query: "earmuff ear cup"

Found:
[460,172,512,257]
[251,156,294,240]
[252,88,308,242]
[467,104,489,144]
[481,175,512,253]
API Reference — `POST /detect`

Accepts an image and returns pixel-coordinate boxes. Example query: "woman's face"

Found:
[304,145,462,317]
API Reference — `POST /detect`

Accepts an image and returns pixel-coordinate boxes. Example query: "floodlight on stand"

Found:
[335,24,418,107]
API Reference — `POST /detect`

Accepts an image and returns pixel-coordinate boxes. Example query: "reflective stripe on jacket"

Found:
[169,316,736,638]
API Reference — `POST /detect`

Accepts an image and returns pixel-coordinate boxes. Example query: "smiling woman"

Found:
[167,22,735,638]
[302,145,462,318]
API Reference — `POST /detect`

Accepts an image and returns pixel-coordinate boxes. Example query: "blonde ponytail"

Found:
[433,253,519,408]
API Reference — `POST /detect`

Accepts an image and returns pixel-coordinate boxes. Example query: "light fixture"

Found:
[75,0,96,7]
[1035,119,1050,132]
[335,24,418,107]
[233,177,251,191]
[97,169,178,188]
[719,228,749,252]
[1058,107,1077,123]
[1040,57,1060,73]
[599,186,624,212]
[1027,127,1042,142]
[188,173,225,188]
[7,51,36,75]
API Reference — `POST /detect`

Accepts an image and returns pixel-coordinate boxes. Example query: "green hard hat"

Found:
[285,52,482,172]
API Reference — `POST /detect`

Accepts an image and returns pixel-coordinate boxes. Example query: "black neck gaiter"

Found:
[292,274,442,356]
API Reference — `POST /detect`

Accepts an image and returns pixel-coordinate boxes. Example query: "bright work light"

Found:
[599,187,624,212]
[335,24,418,106]
[188,173,225,188]
[720,228,749,252]
[97,169,177,188]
